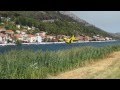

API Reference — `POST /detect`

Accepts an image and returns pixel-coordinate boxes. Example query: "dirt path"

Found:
[49,52,120,79]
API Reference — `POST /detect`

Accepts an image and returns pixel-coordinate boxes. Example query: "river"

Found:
[0,40,120,53]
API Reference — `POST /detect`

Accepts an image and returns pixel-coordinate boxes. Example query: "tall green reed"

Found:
[0,45,120,78]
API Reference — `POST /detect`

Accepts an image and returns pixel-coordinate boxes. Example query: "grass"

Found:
[86,58,120,79]
[0,45,120,79]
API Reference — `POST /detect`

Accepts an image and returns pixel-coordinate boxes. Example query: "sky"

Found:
[71,11,120,33]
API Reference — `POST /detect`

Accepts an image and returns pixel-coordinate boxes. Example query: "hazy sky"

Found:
[71,11,120,33]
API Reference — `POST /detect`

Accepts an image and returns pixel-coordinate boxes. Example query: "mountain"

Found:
[0,11,119,39]
[110,33,120,39]
[114,33,120,36]
[59,11,90,25]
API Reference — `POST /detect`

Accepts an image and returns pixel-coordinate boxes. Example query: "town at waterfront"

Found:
[0,17,113,46]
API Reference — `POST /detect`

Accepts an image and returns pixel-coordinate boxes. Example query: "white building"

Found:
[21,31,26,35]
[36,36,42,43]
[105,37,110,40]
[16,25,21,29]
[16,30,21,34]
[0,36,2,43]
[28,35,36,43]
[27,26,32,30]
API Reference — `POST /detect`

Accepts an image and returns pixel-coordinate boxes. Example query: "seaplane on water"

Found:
[63,35,78,44]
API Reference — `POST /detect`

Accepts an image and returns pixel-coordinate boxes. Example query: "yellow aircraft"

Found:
[64,35,78,44]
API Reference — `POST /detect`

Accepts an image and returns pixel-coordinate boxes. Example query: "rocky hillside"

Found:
[59,11,90,25]
[110,33,120,40]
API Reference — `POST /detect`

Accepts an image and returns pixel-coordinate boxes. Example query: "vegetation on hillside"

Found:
[0,11,116,39]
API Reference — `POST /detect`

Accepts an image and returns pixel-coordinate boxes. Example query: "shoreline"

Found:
[0,40,117,46]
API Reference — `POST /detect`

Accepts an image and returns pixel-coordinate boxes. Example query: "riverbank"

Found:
[49,51,120,79]
[0,42,65,46]
[0,40,117,46]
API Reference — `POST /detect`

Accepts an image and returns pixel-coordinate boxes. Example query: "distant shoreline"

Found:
[0,40,117,46]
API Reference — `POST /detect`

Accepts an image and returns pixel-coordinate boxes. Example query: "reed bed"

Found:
[0,45,120,79]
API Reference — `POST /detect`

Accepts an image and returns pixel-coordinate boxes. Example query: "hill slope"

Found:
[0,11,118,39]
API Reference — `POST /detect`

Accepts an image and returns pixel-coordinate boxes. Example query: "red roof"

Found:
[28,34,35,37]
[14,34,22,38]
[6,30,14,33]
[0,33,6,37]
[0,28,6,32]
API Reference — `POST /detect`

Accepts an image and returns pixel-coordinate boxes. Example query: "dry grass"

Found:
[50,52,120,79]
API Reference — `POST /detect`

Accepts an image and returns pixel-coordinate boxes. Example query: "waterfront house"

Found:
[5,30,14,42]
[0,33,7,44]
[57,35,66,39]
[44,35,55,42]
[89,36,93,41]
[105,37,110,41]
[52,38,58,42]
[92,35,99,41]
[14,34,23,41]
[5,30,14,35]
[56,35,67,42]
[36,35,42,43]
[0,33,5,43]
[97,36,105,41]
[46,35,55,40]
[0,36,2,43]
[21,31,26,35]
[16,30,21,34]
[28,34,36,43]
[84,36,90,41]
[109,38,112,40]
[75,35,83,41]
[79,36,84,41]
[39,31,46,38]
[6,34,13,43]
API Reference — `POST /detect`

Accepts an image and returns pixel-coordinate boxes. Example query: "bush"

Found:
[15,40,22,45]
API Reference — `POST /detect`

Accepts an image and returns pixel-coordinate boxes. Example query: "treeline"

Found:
[0,11,61,21]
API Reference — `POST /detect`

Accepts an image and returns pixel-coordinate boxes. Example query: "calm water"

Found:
[0,41,120,53]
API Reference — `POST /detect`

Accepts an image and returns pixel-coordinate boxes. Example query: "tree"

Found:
[15,40,22,46]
